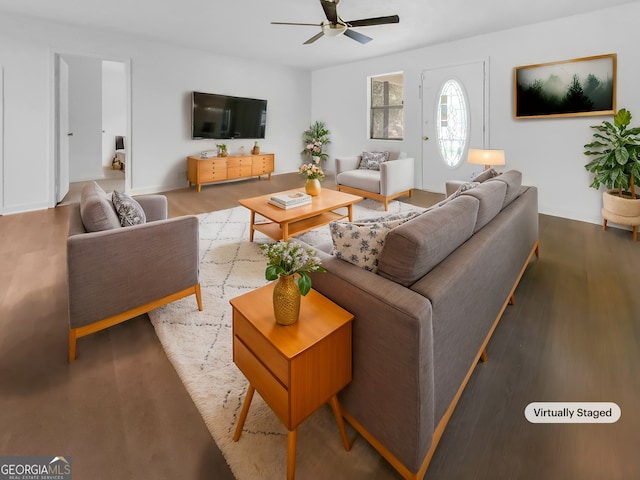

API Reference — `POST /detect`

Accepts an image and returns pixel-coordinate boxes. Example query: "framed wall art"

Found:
[514,53,616,119]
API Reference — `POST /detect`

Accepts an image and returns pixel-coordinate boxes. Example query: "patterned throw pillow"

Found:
[358,151,390,170]
[330,211,421,272]
[112,190,146,227]
[472,168,499,183]
[438,181,480,207]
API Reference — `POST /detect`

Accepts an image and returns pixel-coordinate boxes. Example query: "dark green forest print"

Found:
[516,72,613,117]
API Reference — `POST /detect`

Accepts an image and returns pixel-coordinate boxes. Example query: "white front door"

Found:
[421,60,488,193]
[56,56,70,203]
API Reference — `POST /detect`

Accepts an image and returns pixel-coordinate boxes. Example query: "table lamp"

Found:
[468,148,506,171]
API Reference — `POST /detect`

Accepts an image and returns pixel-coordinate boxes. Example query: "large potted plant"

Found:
[584,108,640,240]
[301,120,330,163]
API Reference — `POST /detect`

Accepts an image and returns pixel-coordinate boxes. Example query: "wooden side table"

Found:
[230,282,353,479]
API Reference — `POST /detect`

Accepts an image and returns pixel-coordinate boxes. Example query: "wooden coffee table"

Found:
[239,188,363,242]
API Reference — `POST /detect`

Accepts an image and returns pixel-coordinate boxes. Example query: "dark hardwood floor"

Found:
[1,173,638,479]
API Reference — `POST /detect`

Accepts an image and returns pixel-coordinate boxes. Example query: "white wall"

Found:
[0,12,310,214]
[311,3,640,226]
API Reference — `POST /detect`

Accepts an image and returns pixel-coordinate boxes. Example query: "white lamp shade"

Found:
[468,149,506,170]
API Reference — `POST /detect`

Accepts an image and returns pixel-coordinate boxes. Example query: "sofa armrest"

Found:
[380,157,415,196]
[295,241,435,471]
[136,195,168,222]
[445,180,465,197]
[67,215,199,328]
[335,156,361,176]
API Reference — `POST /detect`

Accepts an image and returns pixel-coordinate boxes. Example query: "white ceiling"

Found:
[0,0,638,70]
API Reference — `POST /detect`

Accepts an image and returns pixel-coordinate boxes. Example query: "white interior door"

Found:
[57,57,70,203]
[421,60,487,193]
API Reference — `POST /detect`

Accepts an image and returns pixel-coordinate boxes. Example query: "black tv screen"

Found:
[192,91,267,140]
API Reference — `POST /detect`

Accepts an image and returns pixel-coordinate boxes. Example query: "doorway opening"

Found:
[54,53,131,205]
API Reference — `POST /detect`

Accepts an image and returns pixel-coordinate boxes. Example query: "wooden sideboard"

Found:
[187,153,274,192]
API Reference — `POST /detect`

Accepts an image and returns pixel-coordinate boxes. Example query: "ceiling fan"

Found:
[271,0,400,45]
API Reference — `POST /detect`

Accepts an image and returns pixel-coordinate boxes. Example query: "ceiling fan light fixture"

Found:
[321,22,347,36]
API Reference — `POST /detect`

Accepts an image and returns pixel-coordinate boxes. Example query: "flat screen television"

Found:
[192,91,267,140]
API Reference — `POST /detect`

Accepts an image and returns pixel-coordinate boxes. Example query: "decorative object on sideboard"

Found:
[467,148,506,171]
[584,108,640,241]
[251,141,260,155]
[299,163,325,196]
[302,120,330,162]
[260,241,325,325]
[216,143,228,157]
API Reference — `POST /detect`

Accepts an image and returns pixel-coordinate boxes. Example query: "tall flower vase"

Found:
[305,178,321,196]
[312,155,320,164]
[272,274,301,326]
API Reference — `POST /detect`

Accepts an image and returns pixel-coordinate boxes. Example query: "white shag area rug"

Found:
[148,199,424,479]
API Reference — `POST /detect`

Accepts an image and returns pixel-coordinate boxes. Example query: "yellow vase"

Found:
[305,178,321,196]
[272,274,301,326]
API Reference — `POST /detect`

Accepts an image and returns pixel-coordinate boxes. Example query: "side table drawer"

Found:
[234,337,289,426]
[234,312,288,385]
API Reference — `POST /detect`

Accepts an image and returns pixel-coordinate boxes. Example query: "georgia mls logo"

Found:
[0,456,72,480]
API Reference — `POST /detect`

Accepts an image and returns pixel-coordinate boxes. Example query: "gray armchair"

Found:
[66,182,201,362]
[335,152,414,210]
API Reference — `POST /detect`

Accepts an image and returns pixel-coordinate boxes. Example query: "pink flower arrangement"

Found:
[298,163,325,180]
[302,140,328,161]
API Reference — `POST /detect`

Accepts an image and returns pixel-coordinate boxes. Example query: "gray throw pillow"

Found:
[112,190,146,227]
[79,181,121,232]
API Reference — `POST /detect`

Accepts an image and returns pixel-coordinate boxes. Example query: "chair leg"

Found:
[634,226,638,242]
[195,283,203,311]
[603,219,608,231]
[68,329,77,363]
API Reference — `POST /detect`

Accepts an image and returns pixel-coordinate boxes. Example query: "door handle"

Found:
[422,136,429,141]
[67,133,74,137]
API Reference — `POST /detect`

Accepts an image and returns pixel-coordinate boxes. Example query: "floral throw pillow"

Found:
[112,190,146,227]
[358,151,390,170]
[330,211,422,272]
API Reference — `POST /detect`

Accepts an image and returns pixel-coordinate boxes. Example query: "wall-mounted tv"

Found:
[192,91,267,140]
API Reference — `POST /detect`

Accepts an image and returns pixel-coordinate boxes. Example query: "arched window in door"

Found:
[436,79,469,167]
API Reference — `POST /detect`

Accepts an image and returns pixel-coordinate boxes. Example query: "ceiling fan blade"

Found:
[271,22,322,26]
[320,0,339,24]
[346,15,400,27]
[304,31,325,45]
[344,28,372,44]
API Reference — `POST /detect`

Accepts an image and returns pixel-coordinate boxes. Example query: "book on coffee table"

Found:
[269,192,312,209]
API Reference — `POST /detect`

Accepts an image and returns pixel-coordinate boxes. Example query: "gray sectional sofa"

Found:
[298,170,539,479]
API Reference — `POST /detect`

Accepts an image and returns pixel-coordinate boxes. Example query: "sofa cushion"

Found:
[112,190,146,227]
[487,170,522,208]
[79,181,121,232]
[377,195,480,286]
[330,211,422,272]
[461,180,507,232]
[358,151,390,170]
[337,169,381,194]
